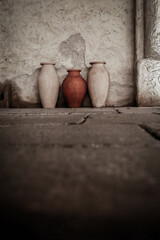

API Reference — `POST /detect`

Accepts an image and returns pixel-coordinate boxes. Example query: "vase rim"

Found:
[90,61,106,65]
[67,69,81,72]
[40,62,56,65]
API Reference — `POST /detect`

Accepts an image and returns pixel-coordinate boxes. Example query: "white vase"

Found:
[88,62,110,107]
[38,63,59,108]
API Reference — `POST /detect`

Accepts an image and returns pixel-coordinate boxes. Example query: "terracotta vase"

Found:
[38,62,59,108]
[88,62,110,107]
[62,69,87,108]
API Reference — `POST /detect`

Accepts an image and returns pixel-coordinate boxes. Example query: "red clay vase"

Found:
[62,69,87,108]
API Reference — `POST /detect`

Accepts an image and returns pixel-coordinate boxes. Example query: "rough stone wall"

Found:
[0,0,135,107]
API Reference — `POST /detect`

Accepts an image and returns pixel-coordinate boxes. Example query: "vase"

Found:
[38,62,59,108]
[88,62,110,107]
[62,69,87,108]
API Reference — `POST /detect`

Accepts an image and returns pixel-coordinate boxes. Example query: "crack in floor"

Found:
[139,124,160,141]
[68,114,91,125]
[115,109,122,114]
[153,112,160,116]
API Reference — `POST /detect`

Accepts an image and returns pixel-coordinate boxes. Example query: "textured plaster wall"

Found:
[0,0,135,107]
[137,59,160,106]
[137,0,160,106]
[145,0,160,59]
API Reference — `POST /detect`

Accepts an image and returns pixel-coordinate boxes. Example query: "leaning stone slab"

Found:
[137,59,160,106]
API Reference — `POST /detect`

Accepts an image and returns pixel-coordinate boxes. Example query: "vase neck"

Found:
[91,63,105,68]
[42,64,55,68]
[67,70,81,77]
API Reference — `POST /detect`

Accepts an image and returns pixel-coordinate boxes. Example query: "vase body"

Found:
[38,63,59,108]
[62,70,87,108]
[88,62,110,107]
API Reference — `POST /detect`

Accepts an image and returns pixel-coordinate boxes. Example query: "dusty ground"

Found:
[0,107,160,239]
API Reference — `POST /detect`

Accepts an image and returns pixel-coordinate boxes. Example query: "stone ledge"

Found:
[0,107,160,115]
